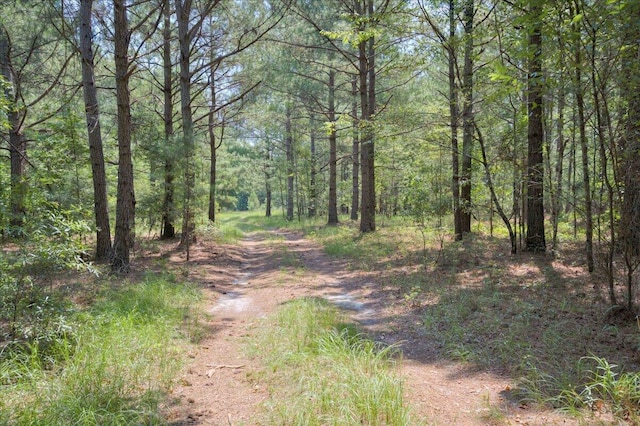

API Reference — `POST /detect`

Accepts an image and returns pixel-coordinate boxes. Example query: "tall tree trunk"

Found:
[525,0,546,252]
[161,0,175,239]
[328,71,339,225]
[208,128,218,222]
[309,115,317,218]
[572,2,594,271]
[208,61,222,223]
[285,104,294,221]
[589,25,617,305]
[176,0,196,250]
[0,29,26,235]
[112,0,136,273]
[448,0,462,240]
[351,75,359,221]
[359,0,376,233]
[80,0,111,260]
[619,1,640,311]
[551,81,565,251]
[265,139,272,217]
[8,122,26,234]
[460,0,474,235]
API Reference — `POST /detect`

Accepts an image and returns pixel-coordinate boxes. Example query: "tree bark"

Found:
[476,123,517,253]
[448,0,462,240]
[208,60,222,223]
[460,0,474,235]
[525,0,546,252]
[572,2,593,271]
[80,0,112,260]
[551,81,565,251]
[589,23,617,305]
[0,28,26,234]
[112,0,136,273]
[285,104,294,221]
[265,139,272,217]
[351,75,359,221]
[161,0,176,239]
[309,115,317,218]
[176,0,196,249]
[358,0,376,233]
[328,71,339,225]
[619,1,640,311]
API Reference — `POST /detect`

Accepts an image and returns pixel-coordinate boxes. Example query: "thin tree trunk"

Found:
[208,61,223,223]
[265,139,272,217]
[351,76,359,221]
[551,82,565,251]
[209,124,218,222]
[309,115,317,218]
[448,0,461,240]
[112,0,136,273]
[0,29,26,234]
[285,104,294,221]
[476,123,516,253]
[328,71,338,225]
[589,26,617,305]
[80,0,111,259]
[460,0,474,235]
[572,3,594,271]
[359,0,376,233]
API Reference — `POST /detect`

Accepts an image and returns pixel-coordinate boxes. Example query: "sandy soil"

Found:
[158,231,592,426]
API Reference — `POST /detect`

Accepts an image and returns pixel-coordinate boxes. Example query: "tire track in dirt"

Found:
[163,231,584,426]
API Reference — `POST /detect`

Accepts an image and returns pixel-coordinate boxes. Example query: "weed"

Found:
[1,273,202,424]
[578,356,640,421]
[249,297,416,425]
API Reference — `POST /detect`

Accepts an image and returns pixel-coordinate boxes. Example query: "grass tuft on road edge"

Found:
[248,297,416,425]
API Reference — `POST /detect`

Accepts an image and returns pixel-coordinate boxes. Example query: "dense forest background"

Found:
[1,0,639,308]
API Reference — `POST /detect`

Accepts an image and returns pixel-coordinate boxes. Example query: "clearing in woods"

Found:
[157,224,614,426]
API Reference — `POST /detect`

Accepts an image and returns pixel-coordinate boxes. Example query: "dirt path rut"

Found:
[162,231,580,426]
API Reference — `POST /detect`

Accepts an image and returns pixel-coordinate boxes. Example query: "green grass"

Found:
[248,298,416,425]
[200,211,640,421]
[0,273,202,425]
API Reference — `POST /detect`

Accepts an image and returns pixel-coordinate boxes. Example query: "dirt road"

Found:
[162,231,582,425]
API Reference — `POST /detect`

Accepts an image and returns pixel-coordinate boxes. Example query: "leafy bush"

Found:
[0,207,92,366]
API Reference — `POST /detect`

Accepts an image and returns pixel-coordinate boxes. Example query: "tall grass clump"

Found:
[249,298,415,425]
[1,274,202,425]
[542,356,640,422]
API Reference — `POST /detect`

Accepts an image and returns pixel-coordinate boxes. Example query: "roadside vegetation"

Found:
[0,269,202,425]
[2,210,639,424]
[223,211,640,424]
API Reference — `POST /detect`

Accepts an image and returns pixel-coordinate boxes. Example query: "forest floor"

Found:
[150,226,626,425]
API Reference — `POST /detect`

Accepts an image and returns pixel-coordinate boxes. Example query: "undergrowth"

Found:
[0,273,202,425]
[248,297,415,425]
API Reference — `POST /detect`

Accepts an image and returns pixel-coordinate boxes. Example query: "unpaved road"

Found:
[161,231,587,426]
